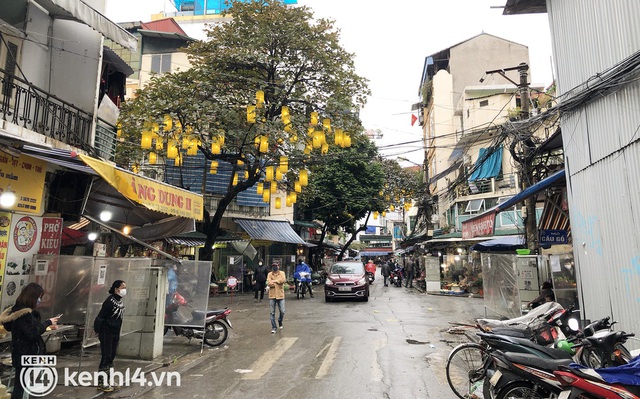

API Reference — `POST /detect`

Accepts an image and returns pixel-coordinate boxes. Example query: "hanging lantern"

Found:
[262,189,271,203]
[232,173,238,186]
[259,136,269,153]
[211,141,221,154]
[148,152,157,165]
[154,134,163,150]
[116,124,122,137]
[151,123,159,133]
[167,141,178,159]
[334,129,343,146]
[381,211,387,217]
[390,204,395,212]
[290,134,297,143]
[321,143,328,154]
[373,211,379,220]
[247,105,256,123]
[343,133,352,148]
[304,144,312,155]
[243,170,248,179]
[310,112,318,125]
[174,155,182,167]
[141,130,152,149]
[181,136,190,149]
[295,181,302,193]
[404,202,411,211]
[275,168,283,181]
[217,134,225,146]
[209,161,218,174]
[265,166,274,182]
[256,182,264,194]
[299,169,308,186]
[286,194,292,207]
[275,197,281,209]
[186,139,199,155]
[279,156,289,172]
[256,90,265,108]
[290,191,297,204]
[270,181,277,194]
[322,118,331,132]
[175,120,182,133]
[312,131,324,148]
[163,115,172,130]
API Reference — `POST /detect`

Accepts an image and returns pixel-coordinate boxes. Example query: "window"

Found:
[465,199,485,213]
[151,54,172,74]
[479,99,489,107]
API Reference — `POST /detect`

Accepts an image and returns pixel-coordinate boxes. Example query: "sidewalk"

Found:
[47,291,255,398]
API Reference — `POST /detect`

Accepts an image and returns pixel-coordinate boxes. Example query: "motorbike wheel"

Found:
[446,343,491,399]
[203,321,228,347]
[495,380,545,399]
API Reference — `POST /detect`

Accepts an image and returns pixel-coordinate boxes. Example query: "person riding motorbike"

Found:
[365,260,376,282]
[294,258,314,298]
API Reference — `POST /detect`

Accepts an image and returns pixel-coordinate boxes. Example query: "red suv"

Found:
[324,261,369,302]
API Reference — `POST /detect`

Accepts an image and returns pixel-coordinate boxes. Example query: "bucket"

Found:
[45,336,61,354]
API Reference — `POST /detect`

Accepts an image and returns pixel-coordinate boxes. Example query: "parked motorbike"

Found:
[554,356,640,398]
[164,291,232,347]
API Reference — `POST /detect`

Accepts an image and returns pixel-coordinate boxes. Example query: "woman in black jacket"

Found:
[0,283,60,399]
[93,280,126,392]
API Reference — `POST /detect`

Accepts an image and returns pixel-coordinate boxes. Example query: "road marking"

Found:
[242,337,298,380]
[315,336,342,379]
[371,337,386,382]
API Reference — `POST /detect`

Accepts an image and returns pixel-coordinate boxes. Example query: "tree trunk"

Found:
[337,212,371,260]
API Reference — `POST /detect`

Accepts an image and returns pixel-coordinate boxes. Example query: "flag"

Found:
[411,114,418,126]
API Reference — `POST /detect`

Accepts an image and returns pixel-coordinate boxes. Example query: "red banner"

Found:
[462,211,495,239]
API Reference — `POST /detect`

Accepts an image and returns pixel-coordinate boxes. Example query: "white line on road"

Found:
[315,336,342,379]
[242,337,298,380]
[371,337,387,382]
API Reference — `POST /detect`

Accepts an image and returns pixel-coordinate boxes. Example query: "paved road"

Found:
[125,272,486,399]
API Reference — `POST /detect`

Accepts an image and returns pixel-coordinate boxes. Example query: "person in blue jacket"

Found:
[293,258,313,298]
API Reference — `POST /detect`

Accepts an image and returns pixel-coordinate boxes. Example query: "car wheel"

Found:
[363,295,369,302]
[325,295,332,302]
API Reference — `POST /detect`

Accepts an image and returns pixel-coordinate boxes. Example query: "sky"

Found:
[104,0,554,166]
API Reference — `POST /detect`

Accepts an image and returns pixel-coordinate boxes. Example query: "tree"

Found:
[298,139,385,262]
[116,0,370,260]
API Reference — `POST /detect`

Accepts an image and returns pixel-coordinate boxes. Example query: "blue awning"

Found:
[470,235,525,252]
[469,146,503,181]
[235,218,306,245]
[359,251,391,256]
[497,170,566,211]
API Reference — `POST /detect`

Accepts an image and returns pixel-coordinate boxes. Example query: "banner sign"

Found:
[462,211,495,239]
[80,155,203,221]
[0,153,46,214]
[539,229,568,245]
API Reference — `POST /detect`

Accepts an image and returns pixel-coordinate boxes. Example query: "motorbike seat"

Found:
[477,332,573,359]
[208,308,228,316]
[503,352,572,370]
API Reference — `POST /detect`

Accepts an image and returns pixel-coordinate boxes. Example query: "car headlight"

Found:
[357,277,366,285]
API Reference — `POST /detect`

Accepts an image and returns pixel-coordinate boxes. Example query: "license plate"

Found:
[489,369,502,386]
[338,287,351,292]
[558,391,571,399]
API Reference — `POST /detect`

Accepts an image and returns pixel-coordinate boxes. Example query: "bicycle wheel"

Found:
[446,342,491,399]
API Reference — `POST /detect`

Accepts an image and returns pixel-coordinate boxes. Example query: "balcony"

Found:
[0,67,94,151]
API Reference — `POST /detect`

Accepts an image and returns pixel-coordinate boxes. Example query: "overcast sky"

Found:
[105,0,553,165]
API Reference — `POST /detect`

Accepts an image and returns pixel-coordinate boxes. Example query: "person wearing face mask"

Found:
[266,263,286,333]
[0,283,59,399]
[254,260,268,303]
[93,280,126,392]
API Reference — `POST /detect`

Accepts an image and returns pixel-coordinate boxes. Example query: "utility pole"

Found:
[483,63,537,251]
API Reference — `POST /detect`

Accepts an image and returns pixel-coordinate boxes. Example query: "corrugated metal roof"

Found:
[234,218,305,245]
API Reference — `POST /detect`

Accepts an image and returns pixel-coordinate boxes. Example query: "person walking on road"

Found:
[405,257,415,288]
[93,280,126,392]
[381,260,391,286]
[254,260,268,302]
[267,263,286,333]
[0,283,60,399]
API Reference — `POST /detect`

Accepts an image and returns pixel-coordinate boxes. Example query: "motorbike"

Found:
[296,271,312,299]
[390,269,403,287]
[164,291,232,347]
[554,356,640,399]
[366,271,375,284]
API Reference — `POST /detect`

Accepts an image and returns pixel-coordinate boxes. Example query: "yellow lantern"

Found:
[211,141,221,154]
[148,152,157,165]
[310,112,318,125]
[286,194,292,207]
[141,131,152,149]
[181,136,190,149]
[295,181,302,193]
[209,161,218,174]
[163,115,172,130]
[373,211,379,220]
[343,133,352,148]
[304,144,312,155]
[290,191,297,204]
[232,173,238,186]
[321,143,328,154]
[259,136,269,153]
[244,170,249,179]
[334,128,343,146]
[151,123,159,133]
[312,131,323,148]
[404,203,411,211]
[265,166,274,182]
[279,156,289,172]
[290,134,297,143]
[262,189,271,203]
[256,182,264,194]
[270,181,277,194]
[174,155,182,167]
[154,134,163,150]
[187,139,199,156]
[167,141,178,159]
[116,124,122,137]
[390,205,395,212]
[322,118,331,132]
[247,105,256,123]
[275,168,283,181]
[217,134,225,146]
[381,211,387,217]
[275,197,281,209]
[256,90,265,108]
[299,169,308,186]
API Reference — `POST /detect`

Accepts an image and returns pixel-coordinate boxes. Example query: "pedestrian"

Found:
[254,260,268,302]
[267,263,286,333]
[0,283,60,399]
[93,280,126,392]
[405,257,415,288]
[381,260,391,286]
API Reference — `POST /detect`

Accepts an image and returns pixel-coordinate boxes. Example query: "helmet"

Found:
[556,339,575,355]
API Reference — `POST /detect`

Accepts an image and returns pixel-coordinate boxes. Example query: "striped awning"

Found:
[165,237,206,246]
[235,218,306,245]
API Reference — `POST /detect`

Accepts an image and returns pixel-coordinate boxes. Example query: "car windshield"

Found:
[330,263,363,274]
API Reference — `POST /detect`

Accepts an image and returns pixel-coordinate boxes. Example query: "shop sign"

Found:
[539,229,568,245]
[0,153,46,214]
[462,211,495,239]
